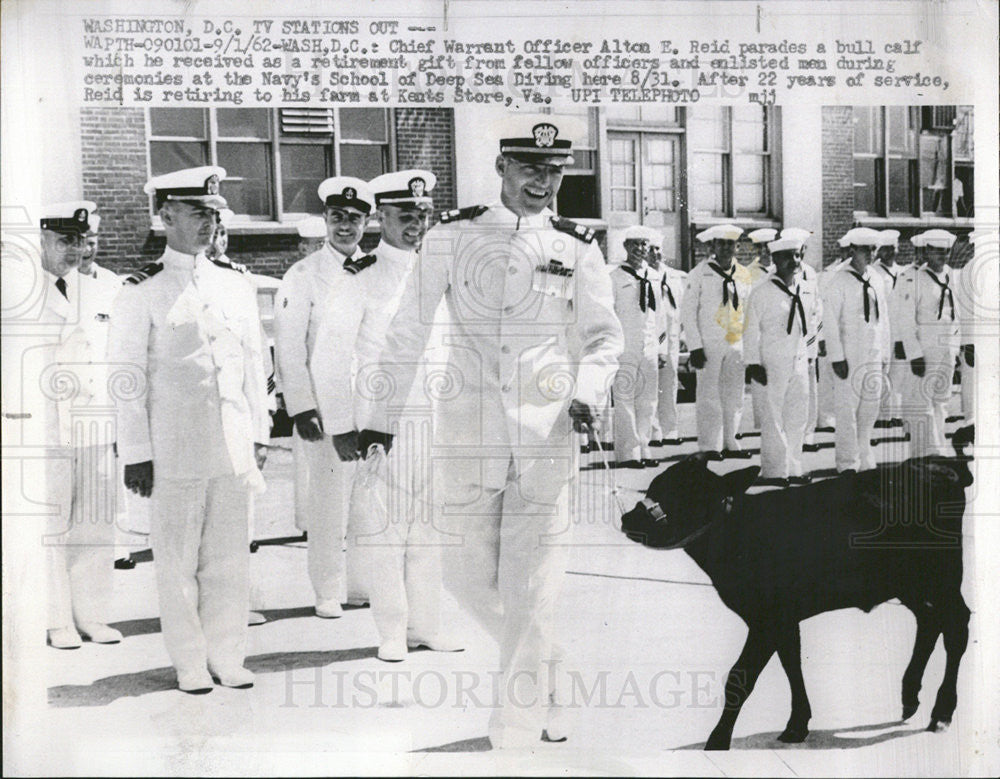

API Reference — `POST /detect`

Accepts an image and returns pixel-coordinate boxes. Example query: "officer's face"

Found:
[712,239,736,265]
[378,204,432,251]
[40,229,85,277]
[325,206,368,256]
[496,154,565,216]
[623,238,650,267]
[80,234,99,273]
[161,201,217,255]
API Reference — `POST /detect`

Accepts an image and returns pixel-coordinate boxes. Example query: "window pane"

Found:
[953,106,974,160]
[150,108,206,138]
[690,152,724,213]
[953,162,974,217]
[556,175,599,219]
[639,106,679,124]
[150,141,208,175]
[733,155,764,212]
[605,104,641,122]
[568,149,596,171]
[217,108,270,138]
[887,106,914,154]
[853,158,878,213]
[339,144,387,179]
[339,108,387,141]
[888,158,913,214]
[217,143,272,216]
[610,137,635,163]
[611,189,636,212]
[281,145,328,213]
[688,106,728,151]
[853,107,882,155]
[732,106,765,152]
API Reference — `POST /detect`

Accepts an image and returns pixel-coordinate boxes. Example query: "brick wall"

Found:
[821,106,855,268]
[80,107,459,277]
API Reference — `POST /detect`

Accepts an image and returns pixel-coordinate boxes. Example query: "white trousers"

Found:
[960,350,974,423]
[350,419,444,644]
[298,431,365,604]
[833,358,884,472]
[905,346,958,457]
[695,346,745,451]
[439,458,572,749]
[816,356,837,428]
[880,356,910,421]
[655,353,680,437]
[806,358,818,436]
[291,430,310,532]
[150,473,250,674]
[612,354,658,461]
[758,356,810,478]
[46,443,117,630]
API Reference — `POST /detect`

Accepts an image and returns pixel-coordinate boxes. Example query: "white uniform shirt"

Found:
[311,241,417,433]
[655,266,686,357]
[903,265,961,355]
[273,242,367,419]
[871,260,922,361]
[612,263,660,359]
[743,277,818,367]
[821,265,892,364]
[108,247,269,481]
[372,203,623,494]
[794,262,823,359]
[679,257,754,352]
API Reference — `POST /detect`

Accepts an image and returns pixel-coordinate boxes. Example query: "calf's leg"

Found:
[776,624,811,743]
[901,602,941,720]
[928,594,970,732]
[705,627,775,750]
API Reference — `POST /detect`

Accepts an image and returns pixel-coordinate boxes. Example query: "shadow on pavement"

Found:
[415,736,492,753]
[48,647,379,707]
[675,719,926,750]
[107,605,369,639]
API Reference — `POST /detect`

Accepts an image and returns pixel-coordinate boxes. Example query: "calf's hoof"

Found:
[704,734,731,751]
[926,718,950,733]
[901,702,919,721]
[777,725,809,743]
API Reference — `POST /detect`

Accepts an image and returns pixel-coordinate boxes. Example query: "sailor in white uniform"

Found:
[108,167,270,692]
[652,237,686,446]
[743,228,777,434]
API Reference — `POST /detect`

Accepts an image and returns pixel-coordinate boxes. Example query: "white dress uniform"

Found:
[899,264,960,456]
[871,259,919,425]
[108,245,269,679]
[743,251,818,479]
[795,260,822,443]
[372,201,623,748]
[956,232,998,423]
[745,260,773,433]
[815,256,851,429]
[679,251,753,452]
[822,261,891,471]
[274,241,371,608]
[654,266,686,441]
[611,262,660,462]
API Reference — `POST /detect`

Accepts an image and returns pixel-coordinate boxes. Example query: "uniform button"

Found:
[503,305,513,314]
[501,384,511,392]
[501,345,510,354]
[508,266,517,275]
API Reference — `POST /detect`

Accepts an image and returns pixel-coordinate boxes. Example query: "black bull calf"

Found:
[621,454,972,750]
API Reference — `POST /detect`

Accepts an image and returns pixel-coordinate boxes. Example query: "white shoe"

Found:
[177,669,214,694]
[47,627,82,650]
[77,622,123,644]
[315,600,343,619]
[210,666,255,689]
[378,639,408,662]
[248,610,267,626]
[407,634,465,653]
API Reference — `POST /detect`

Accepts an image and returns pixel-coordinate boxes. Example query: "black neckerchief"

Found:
[848,270,879,322]
[709,261,739,309]
[771,278,807,335]
[620,264,656,312]
[877,262,897,288]
[660,273,677,309]
[924,268,955,321]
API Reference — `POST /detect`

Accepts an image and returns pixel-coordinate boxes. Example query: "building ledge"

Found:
[854,215,976,230]
[689,215,781,229]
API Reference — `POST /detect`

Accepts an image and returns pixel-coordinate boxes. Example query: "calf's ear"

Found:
[721,466,760,496]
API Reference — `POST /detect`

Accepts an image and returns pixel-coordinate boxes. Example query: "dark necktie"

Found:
[772,279,807,335]
[709,262,739,309]
[848,270,879,322]
[879,263,897,289]
[660,274,677,309]
[55,277,68,300]
[622,265,656,312]
[925,269,955,321]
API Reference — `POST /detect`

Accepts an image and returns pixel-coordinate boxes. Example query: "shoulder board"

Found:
[549,216,596,244]
[211,258,249,274]
[343,254,377,275]
[439,205,488,224]
[125,261,163,285]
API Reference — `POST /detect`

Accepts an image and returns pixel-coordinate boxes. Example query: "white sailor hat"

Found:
[915,229,956,250]
[216,208,235,228]
[623,225,660,244]
[747,228,777,244]
[40,201,97,234]
[877,229,900,248]
[86,213,101,235]
[369,169,436,207]
[767,237,803,255]
[841,227,881,247]
[296,216,327,238]
[317,176,375,214]
[144,165,227,210]
[696,224,744,243]
[496,113,577,165]
[780,227,812,244]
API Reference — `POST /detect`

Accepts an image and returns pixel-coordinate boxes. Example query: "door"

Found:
[607,131,683,267]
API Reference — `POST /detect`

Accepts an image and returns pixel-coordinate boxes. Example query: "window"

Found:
[148,107,392,220]
[852,105,973,218]
[687,106,773,217]
[553,108,600,219]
